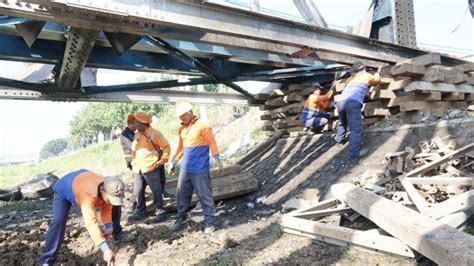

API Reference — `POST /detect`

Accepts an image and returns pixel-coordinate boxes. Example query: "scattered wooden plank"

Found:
[398,174,431,213]
[386,151,408,158]
[265,97,288,107]
[281,215,416,258]
[424,190,474,219]
[406,143,474,177]
[331,183,474,265]
[282,227,348,247]
[407,177,473,186]
[292,206,352,219]
[405,81,474,93]
[391,64,426,77]
[465,93,474,101]
[466,76,474,86]
[438,210,473,229]
[287,198,340,217]
[260,114,272,120]
[399,53,441,67]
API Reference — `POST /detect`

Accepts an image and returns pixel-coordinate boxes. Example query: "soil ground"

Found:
[1,117,473,265]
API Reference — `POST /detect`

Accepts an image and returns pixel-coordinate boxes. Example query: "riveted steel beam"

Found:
[58,27,99,89]
[0,0,466,66]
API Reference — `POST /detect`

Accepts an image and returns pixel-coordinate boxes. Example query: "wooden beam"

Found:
[387,93,441,107]
[287,198,340,216]
[445,73,467,84]
[399,101,467,112]
[438,210,473,229]
[405,81,474,93]
[281,215,415,258]
[449,62,474,74]
[164,164,243,190]
[398,174,431,212]
[399,53,441,67]
[420,67,446,82]
[391,64,426,77]
[442,92,465,101]
[387,78,412,91]
[407,177,473,186]
[292,206,352,219]
[424,190,474,220]
[331,183,474,265]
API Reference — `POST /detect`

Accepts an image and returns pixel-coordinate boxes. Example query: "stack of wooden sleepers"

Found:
[280,138,474,264]
[258,53,474,136]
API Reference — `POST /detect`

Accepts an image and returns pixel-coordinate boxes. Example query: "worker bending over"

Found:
[168,100,223,234]
[39,170,125,265]
[301,83,334,134]
[334,62,381,163]
[129,111,170,221]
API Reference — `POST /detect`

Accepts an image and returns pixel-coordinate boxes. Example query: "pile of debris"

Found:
[258,53,474,136]
[280,138,474,264]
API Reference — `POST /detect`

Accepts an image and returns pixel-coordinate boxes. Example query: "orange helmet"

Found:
[126,114,135,122]
[134,111,150,124]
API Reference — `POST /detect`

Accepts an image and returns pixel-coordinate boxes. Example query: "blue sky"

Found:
[0,0,472,160]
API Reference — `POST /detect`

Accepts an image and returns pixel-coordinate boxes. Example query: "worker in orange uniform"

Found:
[129,111,170,222]
[334,61,381,163]
[39,170,125,265]
[301,83,334,134]
[168,100,222,234]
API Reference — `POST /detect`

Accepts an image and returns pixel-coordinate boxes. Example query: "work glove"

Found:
[103,248,115,265]
[212,155,223,175]
[101,223,113,237]
[167,160,177,175]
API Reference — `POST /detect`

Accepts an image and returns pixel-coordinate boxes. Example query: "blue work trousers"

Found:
[134,167,164,216]
[303,112,330,132]
[39,193,122,264]
[334,100,363,159]
[176,170,215,225]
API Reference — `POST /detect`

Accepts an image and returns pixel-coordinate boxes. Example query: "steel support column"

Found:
[58,27,99,89]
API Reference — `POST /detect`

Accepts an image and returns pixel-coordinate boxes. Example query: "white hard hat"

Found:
[175,100,193,117]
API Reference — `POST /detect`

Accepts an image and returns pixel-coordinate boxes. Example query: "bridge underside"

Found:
[0,0,467,105]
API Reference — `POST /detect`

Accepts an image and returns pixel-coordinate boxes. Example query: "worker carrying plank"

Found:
[334,61,381,163]
[128,111,170,222]
[167,100,223,234]
[301,83,334,134]
[39,170,125,265]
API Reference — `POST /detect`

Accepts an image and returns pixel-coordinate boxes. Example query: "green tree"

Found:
[40,138,69,160]
[69,102,169,147]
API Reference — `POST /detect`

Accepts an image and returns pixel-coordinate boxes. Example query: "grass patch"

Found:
[0,142,127,188]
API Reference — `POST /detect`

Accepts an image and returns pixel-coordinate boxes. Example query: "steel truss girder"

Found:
[0,21,324,68]
[4,0,465,66]
[0,87,251,105]
[0,33,275,76]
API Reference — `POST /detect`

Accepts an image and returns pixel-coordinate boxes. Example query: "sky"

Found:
[0,0,472,160]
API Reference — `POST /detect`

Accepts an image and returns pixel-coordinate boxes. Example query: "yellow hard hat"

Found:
[134,111,150,124]
[175,100,193,117]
